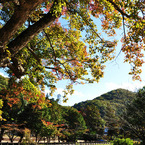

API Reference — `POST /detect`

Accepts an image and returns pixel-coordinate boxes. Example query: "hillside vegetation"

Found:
[73,89,136,117]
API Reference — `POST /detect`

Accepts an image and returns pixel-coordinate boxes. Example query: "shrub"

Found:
[113,138,133,145]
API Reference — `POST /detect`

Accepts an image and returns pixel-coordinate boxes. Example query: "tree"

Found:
[0,0,144,96]
[104,103,120,139]
[46,98,63,124]
[80,104,105,137]
[61,106,87,142]
[0,76,48,142]
[36,99,64,143]
[39,120,62,143]
[122,86,145,144]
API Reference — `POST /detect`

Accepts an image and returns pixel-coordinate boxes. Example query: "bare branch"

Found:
[45,66,59,70]
[114,15,126,61]
[43,30,57,62]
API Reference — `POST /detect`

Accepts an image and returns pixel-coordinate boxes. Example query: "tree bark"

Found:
[7,5,59,55]
[18,133,24,143]
[0,0,44,47]
[0,128,5,142]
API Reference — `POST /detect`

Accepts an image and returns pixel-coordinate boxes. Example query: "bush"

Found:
[113,138,133,145]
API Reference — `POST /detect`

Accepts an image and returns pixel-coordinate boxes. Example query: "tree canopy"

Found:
[122,87,145,144]
[0,0,144,94]
[79,104,105,137]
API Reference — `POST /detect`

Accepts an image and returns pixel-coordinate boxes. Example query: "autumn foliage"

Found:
[0,77,48,109]
[0,0,144,141]
[0,0,144,96]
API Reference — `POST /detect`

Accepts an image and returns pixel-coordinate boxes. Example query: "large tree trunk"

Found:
[142,139,145,145]
[35,134,38,143]
[0,128,5,142]
[0,0,44,47]
[18,133,24,143]
[47,137,50,143]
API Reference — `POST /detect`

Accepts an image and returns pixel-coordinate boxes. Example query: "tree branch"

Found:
[7,57,25,78]
[106,0,131,18]
[0,0,44,47]
[43,30,57,62]
[43,30,61,79]
[27,45,41,64]
[66,2,103,41]
[0,0,13,3]
[45,66,59,70]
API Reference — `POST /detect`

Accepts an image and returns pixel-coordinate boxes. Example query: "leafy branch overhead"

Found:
[0,0,144,93]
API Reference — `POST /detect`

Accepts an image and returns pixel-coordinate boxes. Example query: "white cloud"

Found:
[72,90,84,98]
[56,88,64,95]
[0,72,8,78]
[56,88,84,98]
[105,81,145,92]
[45,89,51,95]
[44,87,85,106]
[62,90,85,106]
[45,87,84,97]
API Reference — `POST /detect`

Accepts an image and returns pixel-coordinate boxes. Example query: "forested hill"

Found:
[93,88,135,103]
[73,88,136,117]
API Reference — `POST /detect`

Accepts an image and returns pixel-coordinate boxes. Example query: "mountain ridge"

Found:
[73,88,136,117]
